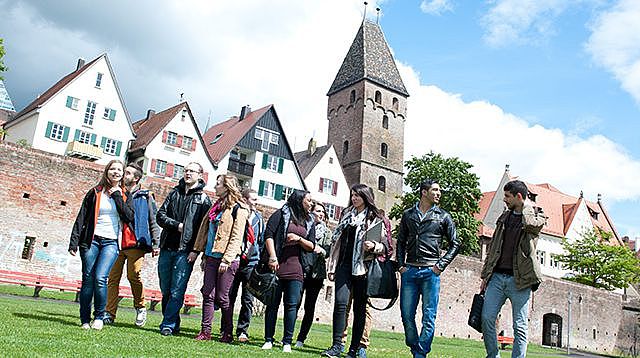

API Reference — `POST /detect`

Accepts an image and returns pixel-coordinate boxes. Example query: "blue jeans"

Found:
[265,279,303,344]
[79,237,119,324]
[158,249,194,332]
[481,273,531,358]
[400,265,441,358]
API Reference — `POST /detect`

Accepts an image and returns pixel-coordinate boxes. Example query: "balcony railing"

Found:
[227,157,254,177]
[66,141,103,161]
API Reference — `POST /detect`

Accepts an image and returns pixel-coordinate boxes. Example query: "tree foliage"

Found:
[389,152,483,255]
[0,38,7,80]
[557,229,640,291]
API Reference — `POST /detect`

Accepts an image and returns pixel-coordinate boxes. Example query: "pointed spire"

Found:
[0,80,16,112]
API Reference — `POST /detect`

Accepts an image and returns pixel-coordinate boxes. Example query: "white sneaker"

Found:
[283,344,292,353]
[135,308,147,327]
[261,341,273,350]
[295,341,304,348]
[81,323,90,329]
[91,319,104,330]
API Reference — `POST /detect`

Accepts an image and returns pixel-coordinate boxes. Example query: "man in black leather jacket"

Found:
[156,162,212,336]
[396,179,460,358]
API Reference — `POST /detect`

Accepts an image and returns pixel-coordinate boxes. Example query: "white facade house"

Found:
[128,102,219,191]
[3,54,135,163]
[203,104,306,208]
[294,140,350,222]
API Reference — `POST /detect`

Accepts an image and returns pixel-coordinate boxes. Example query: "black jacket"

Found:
[262,206,316,274]
[396,204,460,272]
[156,179,211,252]
[69,186,134,252]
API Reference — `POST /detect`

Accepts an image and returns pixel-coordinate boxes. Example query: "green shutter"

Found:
[100,137,107,148]
[115,141,122,156]
[258,180,265,196]
[66,96,73,109]
[261,153,268,169]
[45,122,53,138]
[74,129,80,141]
[275,184,283,200]
[277,158,284,173]
[109,109,116,120]
[90,134,97,145]
[62,126,70,142]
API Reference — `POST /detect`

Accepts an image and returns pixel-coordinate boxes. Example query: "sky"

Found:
[1,0,639,240]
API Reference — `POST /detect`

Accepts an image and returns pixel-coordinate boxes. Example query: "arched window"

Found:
[350,90,356,104]
[343,140,349,157]
[380,143,388,158]
[382,115,389,129]
[392,97,399,110]
[378,176,386,192]
[374,90,382,104]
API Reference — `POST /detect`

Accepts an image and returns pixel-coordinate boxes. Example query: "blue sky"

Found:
[1,0,639,240]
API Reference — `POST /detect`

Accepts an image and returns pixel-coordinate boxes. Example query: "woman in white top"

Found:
[69,160,133,330]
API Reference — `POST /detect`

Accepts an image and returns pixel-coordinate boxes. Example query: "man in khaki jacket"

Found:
[480,180,546,358]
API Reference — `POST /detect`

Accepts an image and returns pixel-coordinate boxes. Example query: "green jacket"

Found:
[481,203,547,290]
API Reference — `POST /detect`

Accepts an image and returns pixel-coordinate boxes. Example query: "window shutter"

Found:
[45,122,53,138]
[277,158,284,173]
[261,153,269,169]
[162,131,168,143]
[66,96,73,109]
[90,134,97,145]
[275,184,284,200]
[150,159,157,173]
[62,126,70,142]
[101,137,107,148]
[74,129,81,141]
[258,180,265,196]
[109,109,116,120]
[319,178,324,192]
[115,141,122,156]
[166,163,174,177]
[335,206,343,221]
[191,139,196,151]
[332,181,338,196]
[176,135,183,147]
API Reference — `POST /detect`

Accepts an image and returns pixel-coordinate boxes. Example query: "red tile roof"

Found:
[202,105,272,164]
[129,103,185,151]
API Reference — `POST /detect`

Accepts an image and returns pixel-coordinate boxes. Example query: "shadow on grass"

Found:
[13,312,77,327]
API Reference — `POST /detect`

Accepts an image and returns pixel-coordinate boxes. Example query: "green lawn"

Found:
[0,285,569,357]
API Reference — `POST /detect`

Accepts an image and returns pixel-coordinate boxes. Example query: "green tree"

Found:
[389,151,483,255]
[0,38,7,79]
[557,229,640,290]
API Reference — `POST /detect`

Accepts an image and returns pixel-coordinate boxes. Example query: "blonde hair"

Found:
[97,160,125,191]
[217,174,243,210]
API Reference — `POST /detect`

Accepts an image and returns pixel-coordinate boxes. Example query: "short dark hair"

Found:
[419,179,438,192]
[126,162,144,181]
[504,180,528,199]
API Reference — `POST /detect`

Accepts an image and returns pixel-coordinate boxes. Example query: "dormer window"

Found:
[211,132,223,144]
[588,207,599,220]
[254,127,279,151]
[95,73,103,88]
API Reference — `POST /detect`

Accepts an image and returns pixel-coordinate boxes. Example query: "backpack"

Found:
[232,204,256,264]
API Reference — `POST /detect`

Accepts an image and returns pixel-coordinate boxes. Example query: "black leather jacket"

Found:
[396,204,460,272]
[156,179,211,252]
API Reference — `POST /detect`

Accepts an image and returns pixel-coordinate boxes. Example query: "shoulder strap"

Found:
[231,203,240,219]
[367,296,397,311]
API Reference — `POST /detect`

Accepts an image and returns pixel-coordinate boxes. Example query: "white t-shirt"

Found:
[94,192,121,240]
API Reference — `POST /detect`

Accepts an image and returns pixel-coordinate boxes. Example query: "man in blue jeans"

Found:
[480,180,546,358]
[396,179,460,358]
[156,162,211,336]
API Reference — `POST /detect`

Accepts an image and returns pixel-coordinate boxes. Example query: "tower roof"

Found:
[327,20,409,97]
[0,80,16,112]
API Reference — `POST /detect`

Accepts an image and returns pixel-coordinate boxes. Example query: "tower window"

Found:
[382,115,388,129]
[378,176,386,192]
[374,91,382,104]
[350,90,356,104]
[393,97,399,110]
[343,140,349,157]
[381,143,388,158]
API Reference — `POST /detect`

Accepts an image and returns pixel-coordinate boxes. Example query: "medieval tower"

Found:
[327,19,409,213]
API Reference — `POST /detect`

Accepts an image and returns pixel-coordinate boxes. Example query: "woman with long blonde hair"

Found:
[191,174,249,342]
[69,159,134,330]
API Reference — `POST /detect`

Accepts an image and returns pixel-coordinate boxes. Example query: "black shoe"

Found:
[321,344,344,357]
[345,349,357,358]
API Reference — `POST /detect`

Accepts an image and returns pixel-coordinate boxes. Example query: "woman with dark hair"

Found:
[69,159,134,330]
[191,174,249,343]
[261,189,316,353]
[294,202,332,348]
[321,184,390,358]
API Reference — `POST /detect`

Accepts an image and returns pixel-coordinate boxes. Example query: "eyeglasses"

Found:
[185,169,201,174]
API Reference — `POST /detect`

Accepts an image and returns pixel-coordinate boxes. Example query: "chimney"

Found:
[239,105,251,120]
[76,58,86,71]
[146,109,156,120]
[308,138,317,156]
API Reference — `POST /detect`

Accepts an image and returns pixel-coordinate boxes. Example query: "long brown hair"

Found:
[217,174,243,210]
[349,183,381,222]
[97,160,125,191]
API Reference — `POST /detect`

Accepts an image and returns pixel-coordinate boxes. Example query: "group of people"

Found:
[69,159,546,358]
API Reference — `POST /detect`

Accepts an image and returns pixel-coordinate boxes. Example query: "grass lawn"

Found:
[0,285,569,357]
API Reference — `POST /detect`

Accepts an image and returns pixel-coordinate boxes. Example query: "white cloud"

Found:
[420,0,454,15]
[585,0,640,103]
